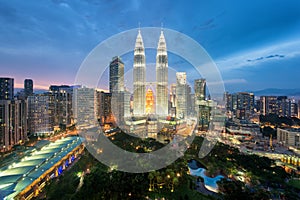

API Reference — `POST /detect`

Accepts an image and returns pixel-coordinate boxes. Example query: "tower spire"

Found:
[138,22,141,33]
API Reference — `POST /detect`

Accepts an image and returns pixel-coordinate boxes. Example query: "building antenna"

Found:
[138,22,141,32]
[161,22,163,32]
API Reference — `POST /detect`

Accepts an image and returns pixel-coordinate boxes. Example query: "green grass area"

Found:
[289,179,300,190]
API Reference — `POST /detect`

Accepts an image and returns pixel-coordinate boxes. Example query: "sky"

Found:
[0,0,300,92]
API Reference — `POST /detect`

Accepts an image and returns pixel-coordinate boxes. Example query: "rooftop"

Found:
[0,136,82,200]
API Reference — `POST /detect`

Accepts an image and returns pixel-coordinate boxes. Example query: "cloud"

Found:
[246,54,285,62]
[209,78,247,86]
[216,39,300,71]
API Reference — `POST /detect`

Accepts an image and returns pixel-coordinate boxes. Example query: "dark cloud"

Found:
[247,54,285,62]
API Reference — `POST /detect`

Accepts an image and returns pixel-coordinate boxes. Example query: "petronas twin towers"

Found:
[133,30,168,116]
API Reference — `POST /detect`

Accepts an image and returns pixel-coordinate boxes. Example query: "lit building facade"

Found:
[124,90,132,117]
[109,56,124,93]
[146,89,155,114]
[169,84,176,117]
[109,56,125,125]
[260,96,291,117]
[194,79,206,102]
[28,94,55,136]
[0,77,14,100]
[156,31,168,116]
[0,99,27,152]
[176,72,187,119]
[96,91,112,125]
[225,92,254,120]
[277,128,300,148]
[49,85,74,129]
[133,30,146,116]
[73,87,97,128]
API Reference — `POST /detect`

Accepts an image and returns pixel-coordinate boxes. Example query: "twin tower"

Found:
[133,30,168,116]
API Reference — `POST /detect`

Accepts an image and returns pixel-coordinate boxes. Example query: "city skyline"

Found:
[1,0,300,92]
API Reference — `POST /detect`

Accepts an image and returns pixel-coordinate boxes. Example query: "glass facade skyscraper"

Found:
[156,31,168,116]
[133,30,146,116]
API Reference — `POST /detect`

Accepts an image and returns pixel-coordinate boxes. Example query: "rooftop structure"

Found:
[0,136,83,200]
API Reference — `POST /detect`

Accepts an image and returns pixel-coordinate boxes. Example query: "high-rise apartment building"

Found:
[27,94,55,136]
[96,91,112,125]
[225,92,254,120]
[260,96,291,117]
[49,85,74,129]
[0,78,14,100]
[0,99,27,152]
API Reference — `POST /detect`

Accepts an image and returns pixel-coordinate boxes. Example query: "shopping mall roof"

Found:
[0,136,82,200]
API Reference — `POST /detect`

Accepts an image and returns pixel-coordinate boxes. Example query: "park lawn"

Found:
[288,179,300,190]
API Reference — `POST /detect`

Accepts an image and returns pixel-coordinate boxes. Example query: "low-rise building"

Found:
[277,128,300,148]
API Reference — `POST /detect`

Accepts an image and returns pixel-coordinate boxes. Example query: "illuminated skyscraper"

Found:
[24,79,33,97]
[109,56,124,124]
[0,99,27,152]
[176,72,187,119]
[109,56,124,93]
[156,31,168,116]
[0,77,14,100]
[133,30,146,116]
[194,79,206,102]
[146,89,155,114]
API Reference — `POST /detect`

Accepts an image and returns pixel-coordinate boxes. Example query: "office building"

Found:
[73,87,97,128]
[96,91,112,125]
[109,56,125,125]
[24,79,33,97]
[109,56,124,93]
[133,30,146,116]
[176,72,187,119]
[156,31,168,116]
[169,84,176,117]
[194,79,206,102]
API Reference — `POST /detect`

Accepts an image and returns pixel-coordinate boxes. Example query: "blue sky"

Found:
[0,0,300,92]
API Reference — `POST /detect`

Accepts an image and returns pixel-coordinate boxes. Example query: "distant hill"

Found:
[14,88,48,95]
[251,88,300,97]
